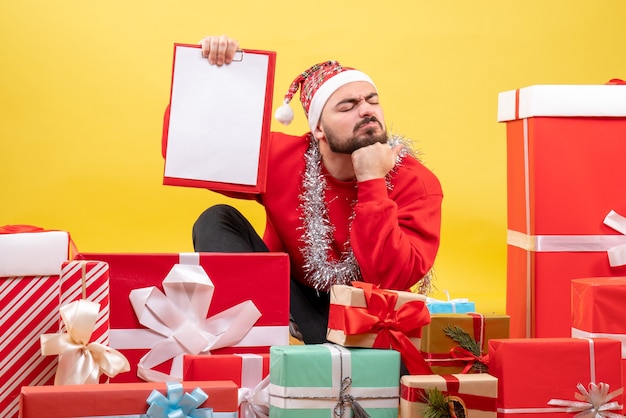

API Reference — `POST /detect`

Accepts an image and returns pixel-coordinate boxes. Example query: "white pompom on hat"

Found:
[274,60,376,132]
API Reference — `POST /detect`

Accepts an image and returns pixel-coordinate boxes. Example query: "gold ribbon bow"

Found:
[548,382,624,418]
[40,299,130,385]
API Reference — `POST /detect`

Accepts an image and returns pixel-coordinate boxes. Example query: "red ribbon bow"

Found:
[0,224,46,234]
[449,346,490,374]
[342,282,432,375]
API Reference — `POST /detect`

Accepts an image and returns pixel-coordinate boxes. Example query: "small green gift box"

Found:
[269,344,400,418]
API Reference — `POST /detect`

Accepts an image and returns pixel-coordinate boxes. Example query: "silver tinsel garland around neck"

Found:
[298,133,432,293]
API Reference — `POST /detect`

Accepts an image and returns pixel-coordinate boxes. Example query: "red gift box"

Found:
[19,380,238,417]
[74,252,290,383]
[0,226,72,418]
[184,353,270,418]
[498,85,626,338]
[489,337,623,418]
[572,277,626,380]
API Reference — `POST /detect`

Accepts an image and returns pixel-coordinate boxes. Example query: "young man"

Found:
[182,35,443,345]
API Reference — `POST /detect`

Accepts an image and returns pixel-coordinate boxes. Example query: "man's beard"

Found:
[324,117,388,154]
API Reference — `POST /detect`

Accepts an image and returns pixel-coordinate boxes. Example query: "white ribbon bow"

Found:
[238,376,270,418]
[129,263,262,382]
[548,382,624,418]
[40,299,130,385]
[604,210,626,267]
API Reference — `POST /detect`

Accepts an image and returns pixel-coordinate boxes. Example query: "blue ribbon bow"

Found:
[145,382,213,418]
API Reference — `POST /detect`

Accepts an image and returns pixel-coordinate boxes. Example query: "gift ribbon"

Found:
[269,344,399,417]
[0,224,45,233]
[400,374,497,412]
[572,328,626,358]
[145,382,215,418]
[340,281,432,375]
[239,376,270,418]
[422,313,489,373]
[547,382,624,418]
[128,255,262,381]
[40,299,130,385]
[448,346,490,374]
[238,354,270,418]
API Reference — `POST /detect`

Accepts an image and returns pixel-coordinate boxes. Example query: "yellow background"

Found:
[2,1,624,315]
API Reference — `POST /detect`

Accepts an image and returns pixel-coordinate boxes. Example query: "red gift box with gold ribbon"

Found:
[326,282,432,375]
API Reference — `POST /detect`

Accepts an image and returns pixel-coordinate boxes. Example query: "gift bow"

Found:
[0,224,45,233]
[548,382,624,418]
[343,281,432,375]
[604,211,626,267]
[129,263,262,381]
[40,299,130,385]
[426,290,470,305]
[146,382,213,418]
[449,346,490,373]
[238,376,270,418]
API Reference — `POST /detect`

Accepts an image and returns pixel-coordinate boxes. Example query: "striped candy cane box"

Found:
[0,226,72,418]
[59,260,110,346]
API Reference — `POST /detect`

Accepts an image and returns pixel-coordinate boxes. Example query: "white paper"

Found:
[164,45,270,186]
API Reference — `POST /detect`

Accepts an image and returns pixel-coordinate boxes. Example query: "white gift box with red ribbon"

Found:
[0,226,72,418]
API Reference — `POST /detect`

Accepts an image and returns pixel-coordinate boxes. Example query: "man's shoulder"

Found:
[268,131,310,153]
[396,155,442,194]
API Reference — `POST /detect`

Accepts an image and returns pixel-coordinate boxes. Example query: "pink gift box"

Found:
[75,252,290,382]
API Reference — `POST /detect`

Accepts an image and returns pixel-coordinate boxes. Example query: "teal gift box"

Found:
[269,344,400,418]
[426,294,475,314]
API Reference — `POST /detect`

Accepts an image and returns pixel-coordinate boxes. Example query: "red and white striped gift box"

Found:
[59,260,110,346]
[0,226,71,418]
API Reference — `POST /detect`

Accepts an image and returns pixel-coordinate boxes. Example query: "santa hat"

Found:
[274,60,376,132]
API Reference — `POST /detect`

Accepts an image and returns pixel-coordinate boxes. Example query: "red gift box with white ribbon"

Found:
[572,276,626,382]
[184,353,270,418]
[498,84,626,338]
[75,252,290,383]
[489,337,623,418]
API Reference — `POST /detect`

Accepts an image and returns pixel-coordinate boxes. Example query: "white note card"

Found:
[164,45,270,187]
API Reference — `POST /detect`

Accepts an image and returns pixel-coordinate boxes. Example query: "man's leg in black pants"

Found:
[193,204,268,253]
[289,278,330,344]
[192,204,330,344]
